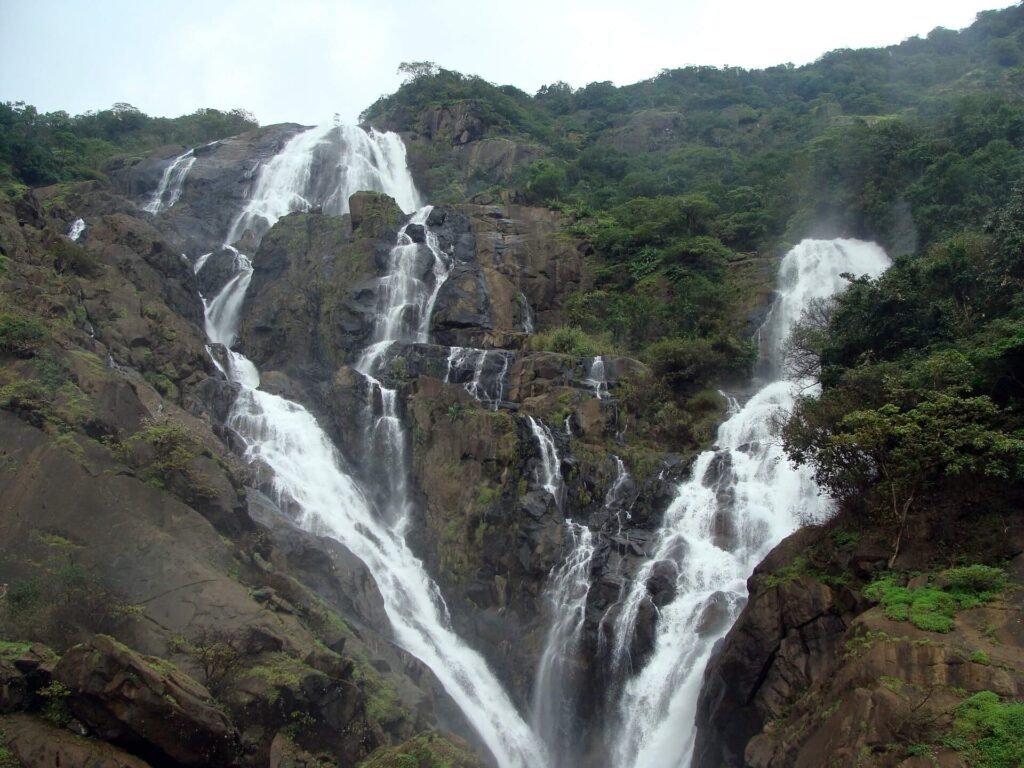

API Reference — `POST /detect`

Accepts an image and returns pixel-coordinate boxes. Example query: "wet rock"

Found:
[405,223,427,243]
[54,634,241,766]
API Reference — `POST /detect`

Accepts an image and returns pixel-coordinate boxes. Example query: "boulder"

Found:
[349,191,402,237]
[54,635,241,767]
[1,713,153,768]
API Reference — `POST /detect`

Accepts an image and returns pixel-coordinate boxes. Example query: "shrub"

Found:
[864,567,1009,633]
[529,326,603,357]
[948,691,1024,768]
[942,565,1009,595]
[0,313,47,356]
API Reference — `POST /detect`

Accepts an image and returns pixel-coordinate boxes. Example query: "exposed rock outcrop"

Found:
[55,635,241,766]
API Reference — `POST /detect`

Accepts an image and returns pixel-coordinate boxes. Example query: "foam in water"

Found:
[532,521,597,766]
[197,123,545,768]
[67,218,86,241]
[609,239,890,768]
[145,149,196,215]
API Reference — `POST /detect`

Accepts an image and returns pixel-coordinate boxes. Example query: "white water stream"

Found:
[145,149,196,214]
[532,521,597,766]
[67,217,86,241]
[608,238,890,768]
[198,123,545,768]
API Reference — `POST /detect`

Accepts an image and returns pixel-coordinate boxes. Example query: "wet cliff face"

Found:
[0,181,485,766]
[693,509,1024,768]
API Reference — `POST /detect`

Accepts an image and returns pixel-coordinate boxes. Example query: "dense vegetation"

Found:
[362,5,1024,394]
[0,101,257,195]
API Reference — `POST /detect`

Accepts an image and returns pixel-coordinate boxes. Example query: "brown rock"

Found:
[1,713,152,768]
[54,634,241,767]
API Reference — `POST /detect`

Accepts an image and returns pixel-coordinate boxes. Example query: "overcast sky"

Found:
[0,0,1015,126]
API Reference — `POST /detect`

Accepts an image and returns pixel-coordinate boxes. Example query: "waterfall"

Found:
[196,123,545,768]
[585,356,609,400]
[528,416,563,507]
[520,292,535,334]
[227,124,421,245]
[193,251,213,274]
[609,239,890,768]
[357,206,452,375]
[605,456,634,518]
[144,149,196,215]
[532,521,597,767]
[67,218,86,241]
[203,246,253,350]
[444,347,515,411]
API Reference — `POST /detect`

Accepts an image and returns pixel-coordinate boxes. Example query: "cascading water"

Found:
[532,521,597,767]
[198,123,544,768]
[145,149,196,215]
[357,206,452,374]
[67,218,86,241]
[605,456,634,523]
[228,124,421,244]
[520,292,535,334]
[609,238,890,768]
[528,416,564,507]
[444,347,515,411]
[585,356,609,400]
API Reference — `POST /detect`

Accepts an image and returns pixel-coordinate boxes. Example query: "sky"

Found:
[0,0,1016,126]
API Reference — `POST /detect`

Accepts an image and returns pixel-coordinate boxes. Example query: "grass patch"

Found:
[0,639,31,660]
[0,313,47,356]
[864,565,1010,634]
[942,691,1024,768]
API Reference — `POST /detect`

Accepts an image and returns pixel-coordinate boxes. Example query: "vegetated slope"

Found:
[0,4,1022,768]
[358,5,1024,388]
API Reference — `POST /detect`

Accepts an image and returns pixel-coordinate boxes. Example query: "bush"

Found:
[864,567,1009,633]
[948,691,1024,768]
[942,564,1009,595]
[643,336,753,390]
[529,326,604,357]
[0,313,47,356]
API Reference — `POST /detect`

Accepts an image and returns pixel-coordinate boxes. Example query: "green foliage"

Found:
[38,680,71,726]
[0,101,257,191]
[0,639,31,660]
[643,336,754,392]
[946,691,1024,768]
[864,566,1008,633]
[529,326,606,357]
[119,418,205,491]
[0,312,47,356]
[943,565,1010,595]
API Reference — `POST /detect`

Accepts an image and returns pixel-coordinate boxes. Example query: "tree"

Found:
[397,61,439,82]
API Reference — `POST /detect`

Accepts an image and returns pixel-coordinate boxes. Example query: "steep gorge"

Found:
[3,11,1024,765]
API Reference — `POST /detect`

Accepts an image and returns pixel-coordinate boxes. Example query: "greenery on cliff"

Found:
[360,5,1024,395]
[0,102,257,194]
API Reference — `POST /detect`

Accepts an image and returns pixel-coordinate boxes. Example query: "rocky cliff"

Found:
[0,121,730,767]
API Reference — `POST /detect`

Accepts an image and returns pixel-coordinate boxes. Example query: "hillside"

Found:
[0,5,1022,768]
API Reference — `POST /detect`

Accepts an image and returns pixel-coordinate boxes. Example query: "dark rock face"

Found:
[693,524,1024,768]
[105,124,306,256]
[55,635,242,766]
